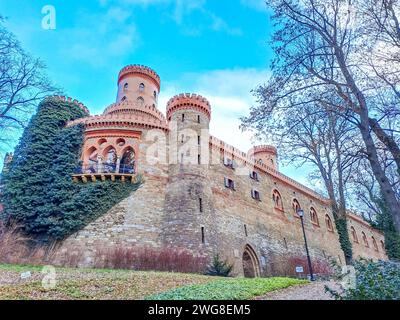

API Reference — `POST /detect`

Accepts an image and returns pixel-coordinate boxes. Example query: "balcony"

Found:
[72,163,137,183]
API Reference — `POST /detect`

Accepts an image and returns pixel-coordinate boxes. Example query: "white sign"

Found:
[295,266,304,273]
[20,271,31,279]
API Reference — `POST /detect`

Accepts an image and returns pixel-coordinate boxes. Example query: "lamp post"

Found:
[297,209,315,281]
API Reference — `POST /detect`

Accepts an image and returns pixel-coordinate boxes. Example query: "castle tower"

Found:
[116,65,161,107]
[162,94,218,255]
[248,145,278,171]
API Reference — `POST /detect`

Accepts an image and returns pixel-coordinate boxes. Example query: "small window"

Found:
[124,83,128,90]
[197,115,201,123]
[251,189,261,201]
[351,227,358,243]
[198,135,201,145]
[139,83,145,91]
[244,224,248,237]
[223,157,236,169]
[198,154,201,165]
[182,113,185,122]
[121,96,127,101]
[283,237,288,250]
[362,232,369,247]
[153,91,157,99]
[372,237,378,251]
[201,227,205,244]
[199,198,203,213]
[292,199,301,215]
[224,177,235,190]
[325,214,334,232]
[136,96,144,106]
[249,171,259,181]
[181,134,184,143]
[272,189,283,210]
[310,207,319,226]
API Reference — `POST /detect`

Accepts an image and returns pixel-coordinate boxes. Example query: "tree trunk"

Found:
[369,117,400,175]
[359,114,400,233]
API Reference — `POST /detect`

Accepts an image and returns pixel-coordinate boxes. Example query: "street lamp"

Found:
[297,209,315,281]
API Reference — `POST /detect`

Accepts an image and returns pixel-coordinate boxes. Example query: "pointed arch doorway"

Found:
[242,244,261,278]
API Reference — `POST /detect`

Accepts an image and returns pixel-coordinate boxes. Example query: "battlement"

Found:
[45,95,90,115]
[166,93,211,121]
[248,145,277,157]
[103,100,166,122]
[118,65,161,89]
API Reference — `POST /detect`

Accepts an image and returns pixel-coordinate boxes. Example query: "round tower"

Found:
[116,65,160,107]
[248,145,278,171]
[162,93,217,256]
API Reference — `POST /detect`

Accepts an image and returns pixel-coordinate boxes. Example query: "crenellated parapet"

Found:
[103,100,166,122]
[44,95,90,115]
[248,145,277,157]
[118,65,161,90]
[166,93,211,121]
[66,113,169,131]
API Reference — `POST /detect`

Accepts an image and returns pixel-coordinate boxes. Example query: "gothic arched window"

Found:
[292,199,301,215]
[362,232,369,247]
[372,237,378,251]
[272,189,283,210]
[120,147,135,174]
[351,227,358,243]
[325,214,334,232]
[139,83,145,92]
[310,207,319,226]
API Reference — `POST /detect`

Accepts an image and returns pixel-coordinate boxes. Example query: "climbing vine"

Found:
[331,206,353,265]
[1,97,141,242]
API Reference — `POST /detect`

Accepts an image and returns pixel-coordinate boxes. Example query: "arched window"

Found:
[325,214,334,232]
[153,91,157,99]
[123,83,128,90]
[292,199,301,215]
[272,189,283,210]
[103,147,117,173]
[139,83,145,92]
[120,147,135,174]
[362,232,369,247]
[86,147,98,173]
[310,207,319,226]
[136,96,144,107]
[380,240,385,252]
[351,227,358,243]
[372,237,378,251]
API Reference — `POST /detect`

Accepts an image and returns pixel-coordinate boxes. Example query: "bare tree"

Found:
[242,0,400,232]
[0,17,58,155]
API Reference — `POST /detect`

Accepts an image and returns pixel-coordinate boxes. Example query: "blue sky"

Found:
[0,0,315,187]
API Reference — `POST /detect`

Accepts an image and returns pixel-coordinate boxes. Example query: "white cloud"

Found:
[58,8,140,66]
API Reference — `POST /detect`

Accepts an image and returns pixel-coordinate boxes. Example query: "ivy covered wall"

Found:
[1,97,141,243]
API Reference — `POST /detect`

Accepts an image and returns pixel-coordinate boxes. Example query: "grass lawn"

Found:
[147,277,308,300]
[0,264,307,300]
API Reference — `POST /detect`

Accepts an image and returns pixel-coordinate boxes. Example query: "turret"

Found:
[162,93,217,256]
[116,65,160,107]
[248,145,278,171]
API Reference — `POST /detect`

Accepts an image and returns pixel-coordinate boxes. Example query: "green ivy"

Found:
[332,208,353,265]
[1,97,141,242]
[375,197,400,261]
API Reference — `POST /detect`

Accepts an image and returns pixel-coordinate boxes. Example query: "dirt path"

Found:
[256,281,341,300]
